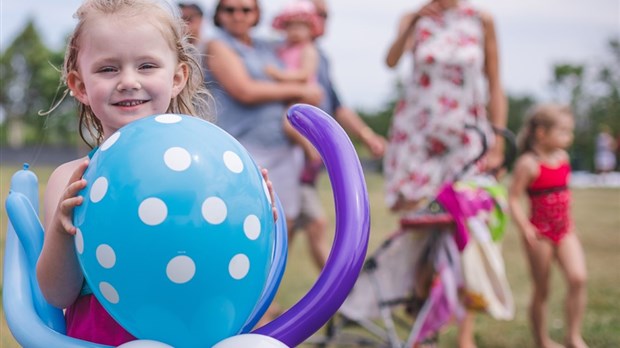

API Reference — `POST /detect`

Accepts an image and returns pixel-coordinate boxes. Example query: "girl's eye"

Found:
[140,63,157,70]
[98,66,116,73]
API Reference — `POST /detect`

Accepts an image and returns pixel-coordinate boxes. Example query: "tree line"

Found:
[1,20,619,171]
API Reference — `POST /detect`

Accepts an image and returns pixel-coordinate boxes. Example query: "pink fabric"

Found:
[436,183,495,251]
[277,43,317,83]
[271,0,322,37]
[410,263,461,344]
[528,161,572,244]
[65,294,135,345]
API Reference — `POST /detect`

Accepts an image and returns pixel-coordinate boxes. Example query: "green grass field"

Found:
[1,164,619,347]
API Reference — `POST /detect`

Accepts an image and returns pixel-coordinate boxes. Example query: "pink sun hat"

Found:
[272,0,323,37]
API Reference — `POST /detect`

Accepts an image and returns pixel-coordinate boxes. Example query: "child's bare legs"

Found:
[457,311,476,348]
[557,233,588,348]
[524,237,563,348]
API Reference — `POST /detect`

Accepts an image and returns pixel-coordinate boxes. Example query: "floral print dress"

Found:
[384,3,494,210]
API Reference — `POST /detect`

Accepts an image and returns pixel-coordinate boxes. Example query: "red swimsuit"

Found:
[527,161,572,244]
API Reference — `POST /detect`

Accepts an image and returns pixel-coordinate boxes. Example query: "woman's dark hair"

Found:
[213,0,260,28]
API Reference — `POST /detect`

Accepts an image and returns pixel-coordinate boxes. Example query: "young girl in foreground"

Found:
[36,0,272,344]
[508,104,588,348]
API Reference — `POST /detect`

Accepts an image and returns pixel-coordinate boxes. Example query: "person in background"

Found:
[384,0,507,346]
[178,2,206,51]
[267,0,321,84]
[205,0,322,240]
[205,0,323,327]
[287,0,386,271]
[594,124,617,183]
[267,0,323,178]
[508,104,588,348]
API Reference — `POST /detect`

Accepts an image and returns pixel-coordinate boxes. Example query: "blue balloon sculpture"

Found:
[3,104,370,347]
[73,114,276,346]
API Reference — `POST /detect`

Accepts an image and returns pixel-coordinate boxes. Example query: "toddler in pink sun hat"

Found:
[272,0,323,39]
[267,0,322,84]
[266,0,324,209]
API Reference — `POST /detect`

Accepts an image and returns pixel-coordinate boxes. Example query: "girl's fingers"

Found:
[69,159,89,183]
[65,179,87,198]
[260,168,278,221]
[59,195,83,235]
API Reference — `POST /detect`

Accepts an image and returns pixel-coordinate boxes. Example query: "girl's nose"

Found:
[117,71,141,91]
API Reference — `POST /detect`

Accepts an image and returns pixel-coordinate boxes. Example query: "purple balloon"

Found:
[253,104,370,347]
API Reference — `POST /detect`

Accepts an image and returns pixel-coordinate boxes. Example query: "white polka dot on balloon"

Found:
[100,282,120,304]
[229,254,250,280]
[243,215,261,240]
[155,114,182,124]
[223,151,244,173]
[96,244,116,269]
[164,147,191,171]
[90,177,108,203]
[166,255,196,284]
[101,132,121,151]
[75,228,84,254]
[139,198,168,226]
[201,197,227,224]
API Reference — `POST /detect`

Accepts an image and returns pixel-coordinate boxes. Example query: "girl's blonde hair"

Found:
[517,103,572,154]
[61,0,212,147]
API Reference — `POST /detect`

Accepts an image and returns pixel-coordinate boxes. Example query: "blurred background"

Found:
[1,1,619,347]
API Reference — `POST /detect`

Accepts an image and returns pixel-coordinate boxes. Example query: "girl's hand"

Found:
[51,160,89,236]
[522,223,539,248]
[261,168,278,222]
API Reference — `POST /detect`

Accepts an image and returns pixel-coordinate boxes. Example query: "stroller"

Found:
[310,126,516,347]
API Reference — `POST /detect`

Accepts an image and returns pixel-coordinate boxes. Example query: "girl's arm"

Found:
[482,11,508,171]
[36,158,89,309]
[206,40,321,105]
[508,154,538,247]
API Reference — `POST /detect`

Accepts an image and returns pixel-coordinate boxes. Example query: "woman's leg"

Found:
[556,233,588,348]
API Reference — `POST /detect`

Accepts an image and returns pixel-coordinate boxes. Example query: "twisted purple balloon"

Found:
[254,104,370,347]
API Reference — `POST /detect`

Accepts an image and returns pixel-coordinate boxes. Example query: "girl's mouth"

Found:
[114,100,147,107]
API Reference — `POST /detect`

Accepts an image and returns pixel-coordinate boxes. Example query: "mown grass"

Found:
[1,164,619,347]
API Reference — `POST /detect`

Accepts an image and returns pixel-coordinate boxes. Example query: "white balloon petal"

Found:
[212,334,289,348]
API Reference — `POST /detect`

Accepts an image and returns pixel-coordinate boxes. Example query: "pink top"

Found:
[66,294,135,345]
[277,42,317,83]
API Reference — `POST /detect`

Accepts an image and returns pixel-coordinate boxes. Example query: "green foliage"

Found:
[550,37,620,170]
[0,19,77,147]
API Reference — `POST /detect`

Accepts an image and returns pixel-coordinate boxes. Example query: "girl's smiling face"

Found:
[68,14,188,139]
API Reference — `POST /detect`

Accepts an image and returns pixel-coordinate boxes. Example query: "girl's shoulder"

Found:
[513,152,539,176]
[48,157,88,185]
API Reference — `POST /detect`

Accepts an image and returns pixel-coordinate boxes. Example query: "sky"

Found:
[1,0,619,111]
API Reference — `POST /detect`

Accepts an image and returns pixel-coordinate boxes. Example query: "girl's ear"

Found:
[67,71,90,105]
[171,62,189,98]
[534,125,546,141]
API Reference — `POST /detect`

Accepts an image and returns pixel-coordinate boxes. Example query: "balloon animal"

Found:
[3,104,370,347]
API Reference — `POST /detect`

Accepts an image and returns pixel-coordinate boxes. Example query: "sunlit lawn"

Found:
[1,164,619,347]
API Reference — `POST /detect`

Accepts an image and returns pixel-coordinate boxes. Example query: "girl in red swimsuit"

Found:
[508,104,588,348]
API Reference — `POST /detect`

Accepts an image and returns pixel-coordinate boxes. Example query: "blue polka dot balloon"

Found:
[73,114,276,347]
